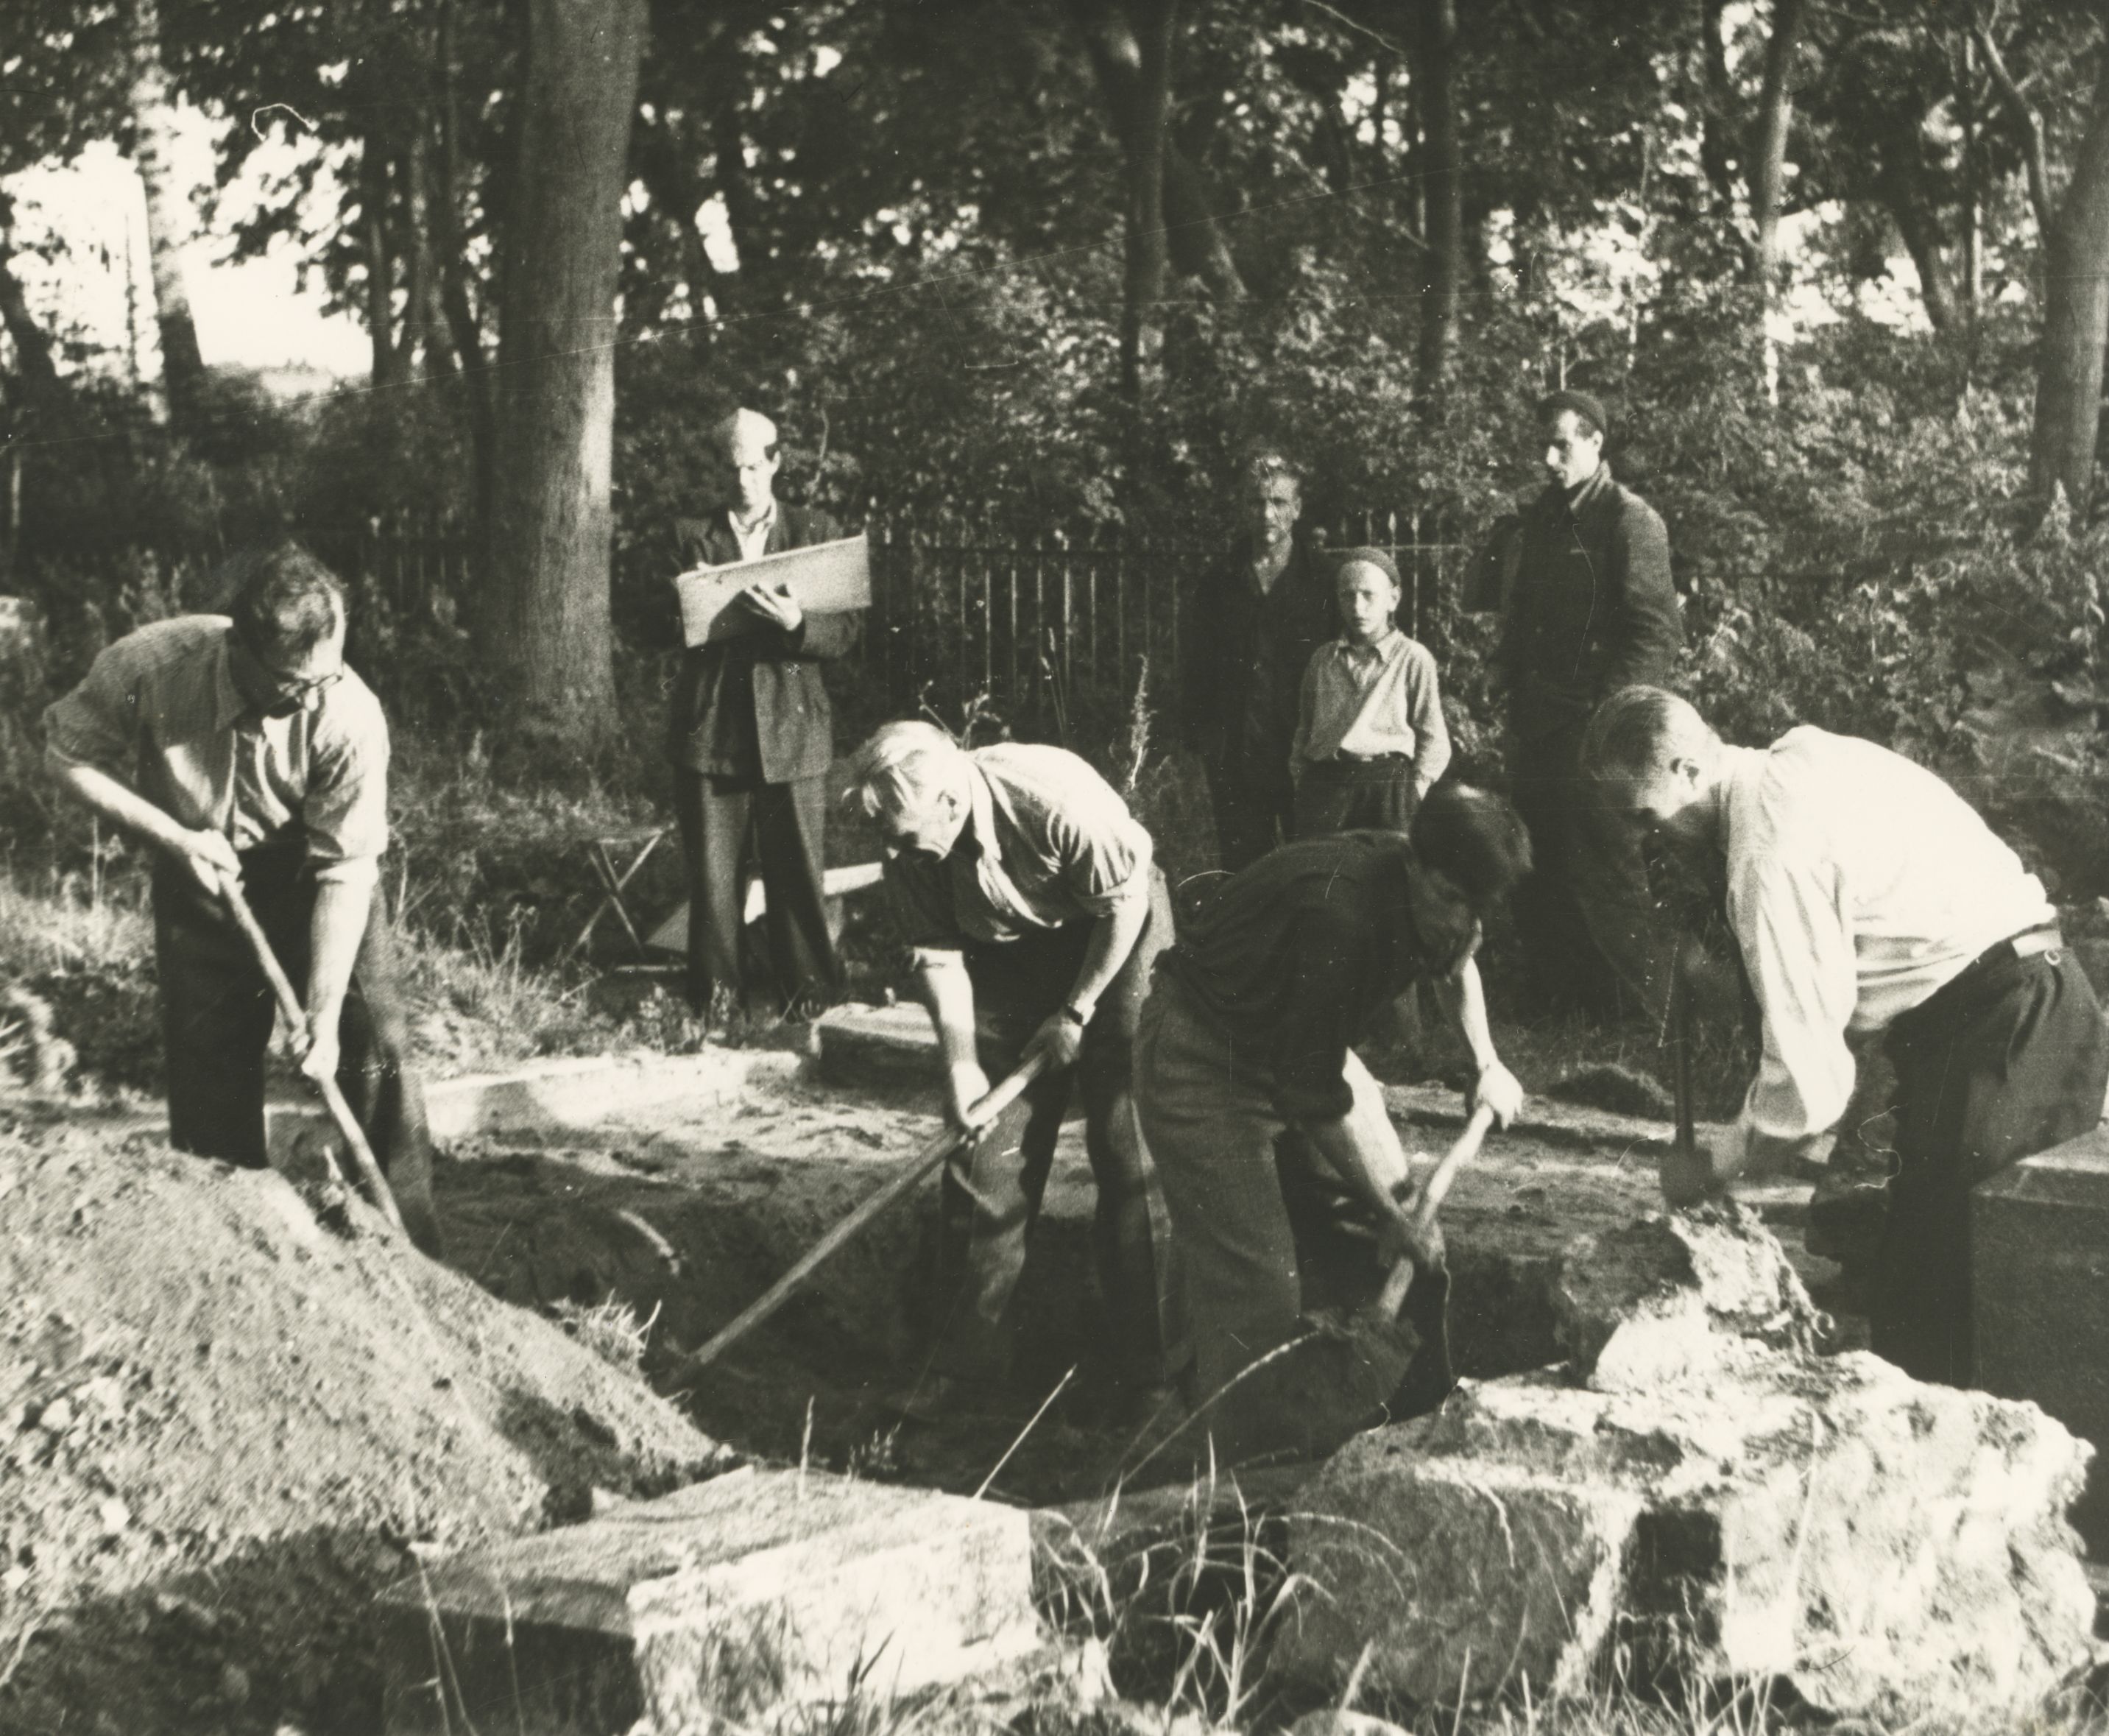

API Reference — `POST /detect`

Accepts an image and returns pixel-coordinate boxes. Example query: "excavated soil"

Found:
[0,1107,731,1735]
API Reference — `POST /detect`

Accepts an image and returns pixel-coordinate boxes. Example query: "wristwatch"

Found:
[1059,1003,1092,1028]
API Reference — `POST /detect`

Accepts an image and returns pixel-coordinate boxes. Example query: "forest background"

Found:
[7,0,2109,1090]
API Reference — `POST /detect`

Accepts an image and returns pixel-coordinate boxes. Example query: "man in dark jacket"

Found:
[668,408,861,1023]
[1494,389,1682,1017]
[1181,451,1338,872]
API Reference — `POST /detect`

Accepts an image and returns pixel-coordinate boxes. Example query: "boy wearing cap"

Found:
[1291,548,1450,836]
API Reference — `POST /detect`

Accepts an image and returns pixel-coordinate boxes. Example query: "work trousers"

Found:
[930,870,1179,1391]
[1207,758,1295,875]
[1508,717,1671,1023]
[1876,941,2109,1386]
[1293,757,1417,839]
[1134,973,1419,1464]
[672,769,840,1015]
[152,839,443,1258]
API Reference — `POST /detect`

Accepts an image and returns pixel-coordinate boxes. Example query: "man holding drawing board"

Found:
[668,406,863,1026]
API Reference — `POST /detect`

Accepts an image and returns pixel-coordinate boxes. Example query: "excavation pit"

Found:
[416,1019,1844,1503]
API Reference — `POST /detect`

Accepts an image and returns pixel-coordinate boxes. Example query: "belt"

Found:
[1329,750,1410,766]
[1911,922,2064,1024]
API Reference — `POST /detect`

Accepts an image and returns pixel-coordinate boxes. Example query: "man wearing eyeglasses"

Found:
[43,543,442,1256]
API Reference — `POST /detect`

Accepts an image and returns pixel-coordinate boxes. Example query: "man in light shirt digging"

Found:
[1583,685,2109,1386]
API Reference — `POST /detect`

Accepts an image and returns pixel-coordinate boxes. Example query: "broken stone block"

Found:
[379,1467,1041,1735]
[1975,1123,2109,1553]
[813,1001,941,1089]
[1282,1216,2096,1723]
[1550,1204,1823,1393]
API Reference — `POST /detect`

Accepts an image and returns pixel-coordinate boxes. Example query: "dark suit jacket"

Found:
[668,503,862,783]
[1495,464,1680,737]
[1179,537,1337,794]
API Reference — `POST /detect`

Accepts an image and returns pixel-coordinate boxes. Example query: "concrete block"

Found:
[813,1001,942,1090]
[1975,1123,2109,1553]
[381,1467,1041,1735]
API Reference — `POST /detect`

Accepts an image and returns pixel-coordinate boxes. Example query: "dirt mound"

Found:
[0,1107,731,1735]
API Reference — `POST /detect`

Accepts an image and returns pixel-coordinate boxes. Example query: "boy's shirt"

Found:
[1291,627,1451,794]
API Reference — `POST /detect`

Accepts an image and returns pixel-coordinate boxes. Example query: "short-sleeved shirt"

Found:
[43,615,390,882]
[888,743,1152,961]
[1162,830,1476,1123]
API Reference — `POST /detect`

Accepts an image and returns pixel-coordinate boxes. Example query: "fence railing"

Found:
[11,506,1472,738]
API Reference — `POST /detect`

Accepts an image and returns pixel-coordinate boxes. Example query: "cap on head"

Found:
[1536,388,1609,441]
[1334,546,1402,591]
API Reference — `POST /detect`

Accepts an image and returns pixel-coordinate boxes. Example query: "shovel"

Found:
[1370,1100,1500,1408]
[682,1049,1052,1372]
[217,871,409,1238]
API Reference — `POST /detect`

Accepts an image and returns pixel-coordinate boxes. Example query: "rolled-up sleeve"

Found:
[1729,842,1857,1144]
[1045,797,1151,918]
[303,688,391,883]
[43,642,140,777]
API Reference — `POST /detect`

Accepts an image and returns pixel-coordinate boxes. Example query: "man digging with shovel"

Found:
[844,721,1180,1427]
[43,543,442,1257]
[1134,786,1530,1468]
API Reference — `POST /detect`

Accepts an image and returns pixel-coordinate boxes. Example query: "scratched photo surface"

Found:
[4,3,2109,1731]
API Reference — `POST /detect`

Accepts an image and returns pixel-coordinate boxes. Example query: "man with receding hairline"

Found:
[1583,683,2109,1387]
[43,542,442,1255]
[668,406,861,1026]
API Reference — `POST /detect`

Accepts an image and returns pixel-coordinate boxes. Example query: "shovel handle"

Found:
[682,1048,1053,1372]
[1376,1100,1500,1319]
[217,872,408,1238]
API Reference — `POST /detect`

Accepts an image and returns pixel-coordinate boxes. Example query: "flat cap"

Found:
[1536,388,1609,437]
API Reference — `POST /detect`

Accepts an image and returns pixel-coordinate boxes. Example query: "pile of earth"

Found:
[0,1106,732,1735]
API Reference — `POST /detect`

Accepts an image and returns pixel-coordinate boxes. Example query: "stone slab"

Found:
[380,1466,1040,1735]
[813,1001,944,1090]
[261,1048,802,1162]
[1975,1122,2109,1554]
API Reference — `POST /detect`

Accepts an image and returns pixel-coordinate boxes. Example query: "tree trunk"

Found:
[1748,0,1803,292]
[360,132,403,386]
[0,200,60,401]
[1881,160,1959,332]
[1411,0,1461,392]
[124,0,207,428]
[433,0,498,559]
[1698,0,1737,214]
[1071,0,1177,396]
[485,0,645,752]
[2029,42,2109,511]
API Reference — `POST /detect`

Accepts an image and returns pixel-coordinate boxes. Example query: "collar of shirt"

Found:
[727,501,777,558]
[1562,462,1612,515]
[1337,627,1404,671]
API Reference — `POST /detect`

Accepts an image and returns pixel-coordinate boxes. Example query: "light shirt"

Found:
[889,743,1151,962]
[1723,726,2053,1146]
[729,501,777,563]
[43,615,390,886]
[1292,628,1451,791]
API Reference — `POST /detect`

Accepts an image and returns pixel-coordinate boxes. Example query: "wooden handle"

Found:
[1670,967,1698,1158]
[1376,1100,1500,1319]
[217,872,408,1237]
[682,1050,1052,1372]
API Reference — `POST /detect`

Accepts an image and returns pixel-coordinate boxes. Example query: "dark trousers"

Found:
[1293,757,1418,839]
[152,840,443,1258]
[1207,758,1294,874]
[1876,942,2109,1386]
[932,871,1179,1389]
[1509,719,1670,1021]
[671,769,840,1015]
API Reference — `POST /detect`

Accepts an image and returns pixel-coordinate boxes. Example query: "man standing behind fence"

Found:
[1494,389,1681,1019]
[668,407,859,1027]
[1181,451,1337,872]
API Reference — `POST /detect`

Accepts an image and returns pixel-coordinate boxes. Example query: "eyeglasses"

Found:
[270,667,345,700]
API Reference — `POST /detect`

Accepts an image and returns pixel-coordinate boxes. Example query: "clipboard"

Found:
[672,533,870,647]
